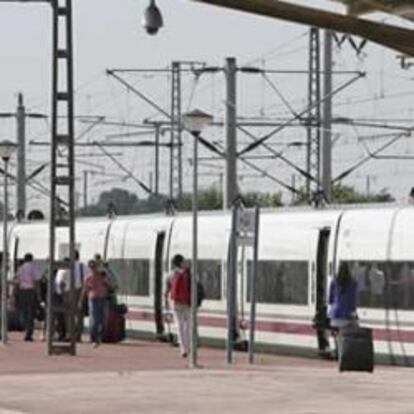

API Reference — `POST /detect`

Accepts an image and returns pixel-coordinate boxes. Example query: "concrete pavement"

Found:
[0,334,412,413]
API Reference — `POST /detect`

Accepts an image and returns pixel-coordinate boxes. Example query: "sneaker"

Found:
[92,342,100,348]
[24,337,34,342]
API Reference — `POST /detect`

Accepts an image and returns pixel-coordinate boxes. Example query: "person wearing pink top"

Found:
[79,259,111,347]
[16,253,40,341]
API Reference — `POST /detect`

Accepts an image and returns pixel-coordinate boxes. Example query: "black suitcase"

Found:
[7,307,23,331]
[338,326,374,373]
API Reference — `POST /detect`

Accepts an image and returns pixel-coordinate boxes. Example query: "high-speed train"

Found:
[5,204,414,365]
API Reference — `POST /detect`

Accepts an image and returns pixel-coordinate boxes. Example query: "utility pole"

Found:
[306,28,321,202]
[16,93,26,217]
[225,57,238,209]
[291,174,296,205]
[0,93,46,218]
[83,170,88,210]
[142,119,168,196]
[47,0,77,356]
[321,30,333,203]
[170,61,182,200]
[366,175,371,196]
[155,123,160,195]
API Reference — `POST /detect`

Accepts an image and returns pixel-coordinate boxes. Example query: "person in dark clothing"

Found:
[16,253,40,341]
[328,262,358,330]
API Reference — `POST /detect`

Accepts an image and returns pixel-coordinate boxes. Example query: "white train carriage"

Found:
[104,215,173,338]
[4,205,414,365]
[245,209,341,353]
[336,207,414,364]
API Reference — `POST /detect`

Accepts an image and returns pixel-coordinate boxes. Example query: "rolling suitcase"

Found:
[338,326,374,372]
[103,308,126,343]
[7,307,23,331]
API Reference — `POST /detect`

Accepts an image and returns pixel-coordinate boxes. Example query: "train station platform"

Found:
[0,332,412,414]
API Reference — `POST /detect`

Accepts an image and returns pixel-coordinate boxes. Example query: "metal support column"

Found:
[322,30,333,203]
[1,159,9,345]
[170,61,183,200]
[226,203,238,364]
[47,0,76,356]
[154,124,160,195]
[16,93,26,217]
[248,206,260,364]
[190,130,199,368]
[306,28,321,201]
[224,57,237,210]
[83,170,88,210]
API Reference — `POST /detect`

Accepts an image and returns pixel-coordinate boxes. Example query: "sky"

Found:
[0,0,413,213]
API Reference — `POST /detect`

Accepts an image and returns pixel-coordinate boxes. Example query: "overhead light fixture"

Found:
[182,109,213,135]
[142,0,163,36]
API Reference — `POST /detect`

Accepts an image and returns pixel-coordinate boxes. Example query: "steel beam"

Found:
[192,0,414,56]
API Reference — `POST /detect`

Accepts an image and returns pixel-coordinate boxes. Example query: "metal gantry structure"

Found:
[0,93,47,218]
[306,27,321,201]
[170,61,183,200]
[47,0,76,356]
[0,0,76,355]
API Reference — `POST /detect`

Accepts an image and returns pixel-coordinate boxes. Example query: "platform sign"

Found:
[238,235,254,247]
[227,205,260,365]
[237,208,256,246]
[237,208,256,234]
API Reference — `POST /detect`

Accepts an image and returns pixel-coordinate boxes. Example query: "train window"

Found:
[346,260,414,310]
[198,260,222,300]
[187,260,222,300]
[108,258,150,296]
[246,260,308,305]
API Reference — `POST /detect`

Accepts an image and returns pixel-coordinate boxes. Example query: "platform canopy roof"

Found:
[332,0,414,21]
[192,0,414,56]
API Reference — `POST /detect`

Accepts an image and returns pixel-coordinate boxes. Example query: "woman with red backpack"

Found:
[165,254,191,358]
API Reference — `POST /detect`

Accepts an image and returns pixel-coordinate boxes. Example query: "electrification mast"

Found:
[47,0,76,356]
[306,27,321,201]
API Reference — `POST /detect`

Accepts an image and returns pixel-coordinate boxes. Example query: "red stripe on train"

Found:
[127,310,414,343]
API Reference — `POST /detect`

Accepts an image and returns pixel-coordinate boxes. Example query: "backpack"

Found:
[170,268,191,305]
[196,281,205,308]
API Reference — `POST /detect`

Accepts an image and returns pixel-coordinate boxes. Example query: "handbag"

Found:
[82,296,89,316]
[80,263,89,316]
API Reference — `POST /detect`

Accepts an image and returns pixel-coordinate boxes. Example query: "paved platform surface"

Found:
[0,332,413,413]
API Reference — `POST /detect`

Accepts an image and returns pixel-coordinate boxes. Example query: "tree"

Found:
[77,186,284,217]
[175,187,283,211]
[241,191,283,208]
[292,184,394,206]
[332,184,394,204]
[77,187,140,217]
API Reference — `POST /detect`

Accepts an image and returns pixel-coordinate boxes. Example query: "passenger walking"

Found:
[55,257,70,340]
[16,253,40,341]
[328,262,358,329]
[74,251,87,341]
[165,254,191,358]
[55,252,88,341]
[93,253,105,272]
[37,270,48,341]
[79,259,112,347]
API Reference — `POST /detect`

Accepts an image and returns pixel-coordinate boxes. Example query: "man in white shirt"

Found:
[55,251,87,341]
[16,253,40,341]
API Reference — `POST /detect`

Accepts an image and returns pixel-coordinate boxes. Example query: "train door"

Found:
[154,231,166,337]
[314,227,330,353]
